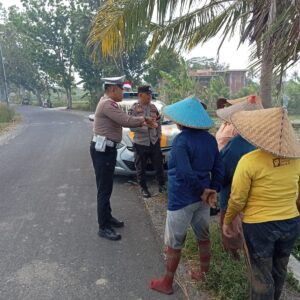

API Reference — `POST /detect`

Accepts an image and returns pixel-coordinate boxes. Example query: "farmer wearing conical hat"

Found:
[149,96,224,295]
[215,95,262,150]
[223,107,300,300]
[217,95,264,259]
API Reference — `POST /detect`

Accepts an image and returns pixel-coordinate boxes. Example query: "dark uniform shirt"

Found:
[129,102,161,146]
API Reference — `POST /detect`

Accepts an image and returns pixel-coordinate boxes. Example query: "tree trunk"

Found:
[66,87,72,109]
[259,39,274,108]
[35,90,43,106]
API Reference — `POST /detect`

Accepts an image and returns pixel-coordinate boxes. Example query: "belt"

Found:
[92,135,117,147]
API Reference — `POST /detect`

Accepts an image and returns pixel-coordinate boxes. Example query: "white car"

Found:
[89,93,180,175]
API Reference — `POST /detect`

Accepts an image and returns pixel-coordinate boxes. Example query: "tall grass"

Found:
[0,103,15,123]
[182,223,248,300]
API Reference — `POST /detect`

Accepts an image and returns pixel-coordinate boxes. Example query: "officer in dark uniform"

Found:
[129,85,165,198]
[90,76,156,241]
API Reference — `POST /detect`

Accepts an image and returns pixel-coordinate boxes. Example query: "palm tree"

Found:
[88,0,300,108]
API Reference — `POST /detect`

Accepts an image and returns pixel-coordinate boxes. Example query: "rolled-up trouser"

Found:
[243,217,300,300]
[165,201,210,249]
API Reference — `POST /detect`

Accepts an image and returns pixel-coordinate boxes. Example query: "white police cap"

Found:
[101,75,125,85]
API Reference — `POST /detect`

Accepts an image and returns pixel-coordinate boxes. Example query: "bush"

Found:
[0,103,15,123]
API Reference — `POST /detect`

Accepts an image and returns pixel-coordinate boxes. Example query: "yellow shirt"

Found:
[224,149,300,225]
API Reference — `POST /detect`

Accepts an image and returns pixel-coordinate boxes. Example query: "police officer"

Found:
[90,76,155,241]
[129,85,165,198]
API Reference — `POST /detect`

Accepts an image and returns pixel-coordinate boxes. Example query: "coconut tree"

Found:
[88,0,300,108]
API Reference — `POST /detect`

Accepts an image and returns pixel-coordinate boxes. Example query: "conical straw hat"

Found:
[230,107,300,158]
[163,96,214,129]
[227,95,261,105]
[217,95,263,123]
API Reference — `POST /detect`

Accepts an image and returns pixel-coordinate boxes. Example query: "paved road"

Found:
[0,106,185,300]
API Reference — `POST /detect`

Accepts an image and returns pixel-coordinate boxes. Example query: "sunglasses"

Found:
[116,84,124,90]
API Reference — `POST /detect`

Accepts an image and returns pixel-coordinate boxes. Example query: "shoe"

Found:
[141,188,151,198]
[98,226,121,241]
[210,207,220,216]
[158,185,166,193]
[109,216,124,228]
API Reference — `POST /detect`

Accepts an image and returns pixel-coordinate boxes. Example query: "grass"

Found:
[0,103,15,123]
[0,103,18,134]
[286,271,300,293]
[182,223,248,300]
[292,236,300,260]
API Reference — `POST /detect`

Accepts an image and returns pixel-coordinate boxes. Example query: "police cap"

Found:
[138,85,152,94]
[101,76,125,89]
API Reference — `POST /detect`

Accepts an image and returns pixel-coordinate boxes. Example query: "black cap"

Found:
[138,85,152,94]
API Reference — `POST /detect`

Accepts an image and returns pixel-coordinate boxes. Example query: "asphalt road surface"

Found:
[0,105,185,300]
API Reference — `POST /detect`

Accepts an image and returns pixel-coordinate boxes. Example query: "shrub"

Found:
[0,103,15,123]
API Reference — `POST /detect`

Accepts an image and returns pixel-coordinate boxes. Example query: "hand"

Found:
[144,117,158,128]
[200,188,217,207]
[206,192,217,208]
[231,215,243,235]
[223,223,234,238]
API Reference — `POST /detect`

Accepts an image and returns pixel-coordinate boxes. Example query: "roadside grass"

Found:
[182,223,248,300]
[72,101,90,111]
[0,103,15,123]
[0,104,21,135]
[292,236,300,260]
[287,271,300,293]
[50,99,91,111]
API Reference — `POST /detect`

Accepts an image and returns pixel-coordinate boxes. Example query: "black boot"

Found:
[141,187,151,198]
[98,226,121,241]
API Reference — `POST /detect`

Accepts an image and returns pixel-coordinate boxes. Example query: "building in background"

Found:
[189,69,247,96]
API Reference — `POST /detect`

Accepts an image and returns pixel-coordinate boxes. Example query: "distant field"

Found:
[289,115,300,121]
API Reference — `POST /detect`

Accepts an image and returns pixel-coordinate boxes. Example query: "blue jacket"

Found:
[167,128,224,211]
[219,135,255,210]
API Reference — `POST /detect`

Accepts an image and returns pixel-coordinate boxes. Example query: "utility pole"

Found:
[0,32,9,104]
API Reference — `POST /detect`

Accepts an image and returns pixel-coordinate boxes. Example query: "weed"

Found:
[0,103,15,123]
[182,223,248,300]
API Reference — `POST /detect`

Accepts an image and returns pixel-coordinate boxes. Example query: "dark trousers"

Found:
[134,141,165,189]
[90,142,117,229]
[243,217,300,300]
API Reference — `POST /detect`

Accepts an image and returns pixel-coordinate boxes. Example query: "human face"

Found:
[139,92,152,105]
[112,85,123,102]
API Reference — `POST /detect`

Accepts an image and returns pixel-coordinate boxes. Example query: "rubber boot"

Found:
[149,246,181,295]
[191,239,211,281]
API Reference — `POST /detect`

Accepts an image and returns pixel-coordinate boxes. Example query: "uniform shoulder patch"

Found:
[110,101,119,109]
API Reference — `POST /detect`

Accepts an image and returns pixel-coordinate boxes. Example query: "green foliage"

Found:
[286,271,300,293]
[159,59,201,103]
[232,82,260,98]
[0,103,15,123]
[196,76,230,109]
[144,46,182,87]
[187,57,228,71]
[182,223,248,300]
[284,76,300,113]
[292,236,300,261]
